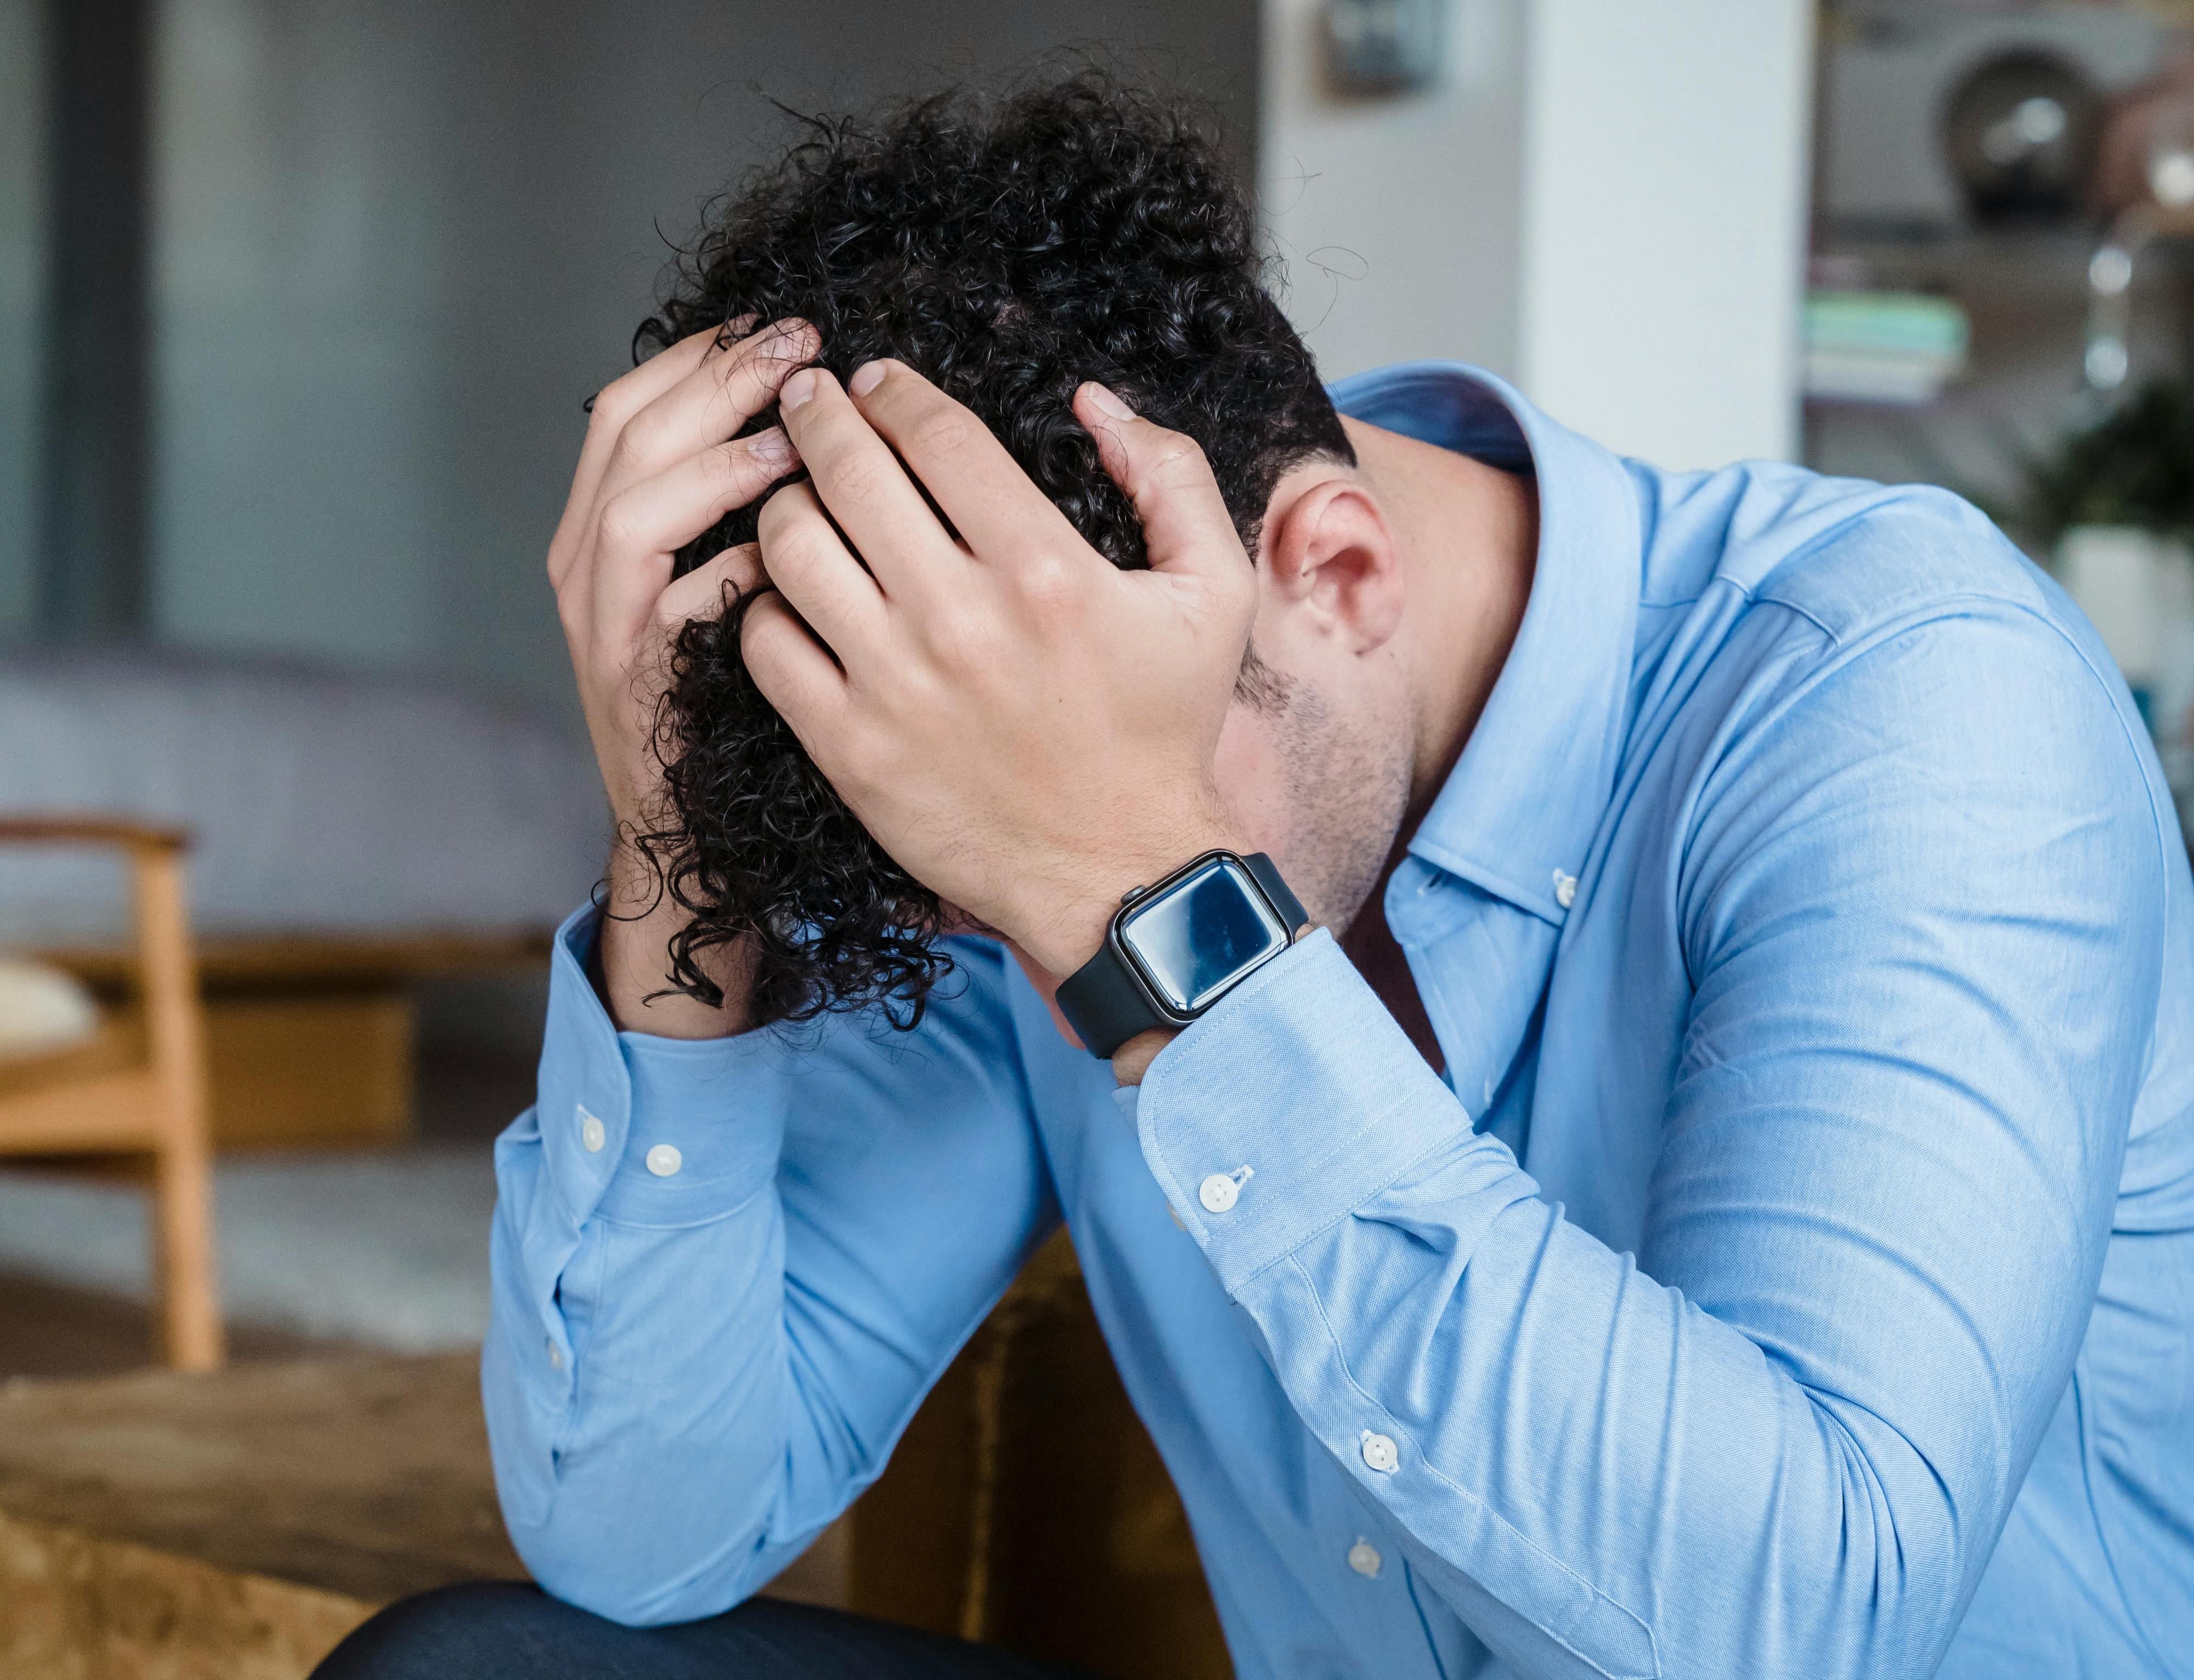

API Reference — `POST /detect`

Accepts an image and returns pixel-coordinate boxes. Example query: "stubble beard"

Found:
[1269,676,1413,940]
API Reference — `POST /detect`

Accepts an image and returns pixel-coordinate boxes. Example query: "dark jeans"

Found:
[311,1583,1095,1680]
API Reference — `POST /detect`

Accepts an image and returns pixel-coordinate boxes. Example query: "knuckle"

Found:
[754,486,798,547]
[595,493,645,553]
[761,481,821,538]
[916,410,982,461]
[1016,552,1081,615]
[756,532,810,592]
[827,450,890,507]
[605,430,648,484]
[587,382,635,435]
[618,405,668,459]
[738,601,788,671]
[1150,434,1209,481]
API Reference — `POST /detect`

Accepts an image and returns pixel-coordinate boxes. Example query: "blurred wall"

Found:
[1263,0,1814,470]
[7,0,1819,701]
[1259,0,1530,383]
[0,1,42,636]
[142,0,1256,717]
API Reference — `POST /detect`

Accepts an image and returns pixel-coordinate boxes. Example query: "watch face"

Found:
[1118,856,1290,1015]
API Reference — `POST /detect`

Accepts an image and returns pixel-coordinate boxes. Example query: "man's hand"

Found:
[747,360,1256,986]
[547,318,815,1034]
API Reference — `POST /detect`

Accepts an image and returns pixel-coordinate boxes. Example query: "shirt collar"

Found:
[1325,361,1643,926]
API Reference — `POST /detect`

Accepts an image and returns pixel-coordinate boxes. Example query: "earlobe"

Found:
[1264,478,1404,653]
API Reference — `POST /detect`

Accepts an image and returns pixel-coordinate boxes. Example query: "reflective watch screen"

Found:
[1119,857,1289,1015]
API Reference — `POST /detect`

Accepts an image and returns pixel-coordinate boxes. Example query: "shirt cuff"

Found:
[1133,928,1478,1296]
[536,903,793,1230]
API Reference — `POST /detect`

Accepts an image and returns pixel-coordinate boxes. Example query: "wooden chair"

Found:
[0,817,223,1371]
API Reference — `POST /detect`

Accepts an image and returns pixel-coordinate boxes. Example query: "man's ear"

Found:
[1260,477,1405,654]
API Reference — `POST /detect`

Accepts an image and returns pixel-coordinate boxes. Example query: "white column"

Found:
[1262,0,1814,470]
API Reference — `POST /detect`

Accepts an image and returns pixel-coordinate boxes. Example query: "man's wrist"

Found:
[1015,816,1251,979]
[597,837,758,1039]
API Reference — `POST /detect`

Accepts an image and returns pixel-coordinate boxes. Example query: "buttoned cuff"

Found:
[1133,929,1478,1296]
[536,903,792,1231]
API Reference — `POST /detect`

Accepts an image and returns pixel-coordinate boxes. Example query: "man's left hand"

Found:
[746,360,1254,981]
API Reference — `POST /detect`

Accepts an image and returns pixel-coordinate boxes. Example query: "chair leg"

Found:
[135,845,224,1372]
[152,1132,224,1371]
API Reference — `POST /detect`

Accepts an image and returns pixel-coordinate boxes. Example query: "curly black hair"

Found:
[631,71,1354,1030]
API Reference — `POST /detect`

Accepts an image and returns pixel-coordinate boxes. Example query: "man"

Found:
[322,77,2193,1679]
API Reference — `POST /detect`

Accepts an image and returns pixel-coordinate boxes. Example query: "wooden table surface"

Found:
[0,1353,523,1607]
[0,1351,843,1680]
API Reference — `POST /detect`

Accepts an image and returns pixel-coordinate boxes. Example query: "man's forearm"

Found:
[487,914,1055,1626]
[596,840,755,1039]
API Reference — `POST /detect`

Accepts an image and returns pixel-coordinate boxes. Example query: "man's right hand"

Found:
[547,317,817,1036]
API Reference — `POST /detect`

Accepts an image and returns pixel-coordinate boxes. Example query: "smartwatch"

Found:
[1055,851,1310,1059]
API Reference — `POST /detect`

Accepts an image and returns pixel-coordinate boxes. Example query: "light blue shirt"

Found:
[484,364,2194,1678]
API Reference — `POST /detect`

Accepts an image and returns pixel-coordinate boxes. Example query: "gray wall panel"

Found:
[146,0,1257,717]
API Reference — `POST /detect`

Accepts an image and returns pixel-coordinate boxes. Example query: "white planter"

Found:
[2055,525,2194,729]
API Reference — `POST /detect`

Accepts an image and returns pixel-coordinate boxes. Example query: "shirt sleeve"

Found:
[1132,603,2167,1680]
[483,909,1057,1625]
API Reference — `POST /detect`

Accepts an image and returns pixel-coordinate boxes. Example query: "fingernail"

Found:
[849,360,887,397]
[748,427,794,467]
[779,368,819,411]
[1082,382,1135,421]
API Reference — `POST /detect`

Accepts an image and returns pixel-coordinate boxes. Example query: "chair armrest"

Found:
[0,814,191,854]
[0,812,206,1097]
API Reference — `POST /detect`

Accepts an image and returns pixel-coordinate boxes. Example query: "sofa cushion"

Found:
[0,957,100,1062]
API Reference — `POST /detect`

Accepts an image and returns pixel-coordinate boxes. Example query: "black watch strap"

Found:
[1055,851,1309,1059]
[1242,852,1310,938]
[1054,929,1162,1060]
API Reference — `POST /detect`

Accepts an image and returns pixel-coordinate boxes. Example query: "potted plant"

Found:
[2020,377,2194,737]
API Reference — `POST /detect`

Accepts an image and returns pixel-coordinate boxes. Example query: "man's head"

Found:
[638,72,1423,1028]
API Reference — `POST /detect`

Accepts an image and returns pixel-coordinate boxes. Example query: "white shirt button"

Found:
[578,1107,606,1153]
[1198,1172,1240,1214]
[1347,1538,1383,1577]
[545,1337,564,1371]
[1360,1430,1399,1474]
[645,1142,683,1178]
[1553,869,1578,909]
